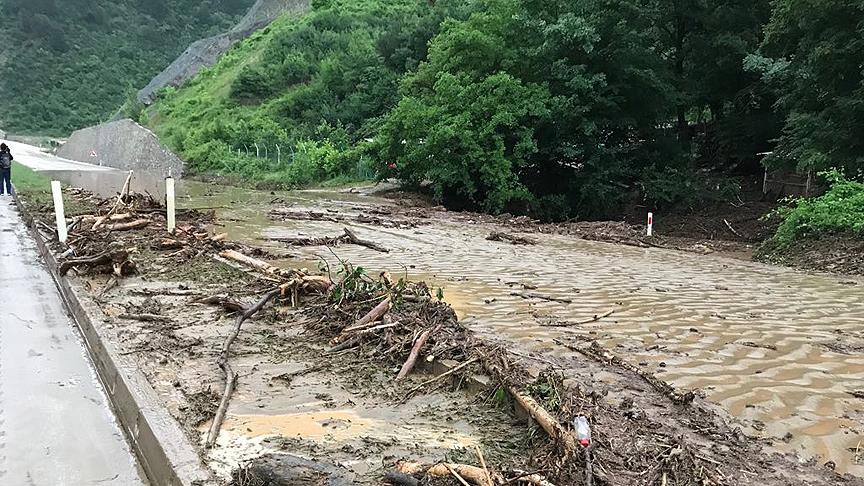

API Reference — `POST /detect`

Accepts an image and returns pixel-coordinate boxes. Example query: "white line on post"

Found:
[51,180,68,243]
[166,177,176,234]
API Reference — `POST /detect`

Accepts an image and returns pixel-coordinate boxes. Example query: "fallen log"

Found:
[343,297,392,333]
[59,252,111,276]
[329,322,398,348]
[343,227,389,253]
[103,219,151,232]
[219,249,294,279]
[59,248,131,276]
[487,231,537,245]
[395,326,436,381]
[396,461,492,486]
[444,463,472,486]
[206,288,282,448]
[507,385,579,458]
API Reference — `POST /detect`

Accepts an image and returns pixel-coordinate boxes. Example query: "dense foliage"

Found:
[0,0,254,134]
[153,0,780,214]
[771,171,864,245]
[12,0,858,227]
[153,0,474,187]
[751,0,864,174]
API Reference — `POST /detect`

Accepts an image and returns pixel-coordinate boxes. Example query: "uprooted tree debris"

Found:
[268,227,389,253]
[22,184,857,486]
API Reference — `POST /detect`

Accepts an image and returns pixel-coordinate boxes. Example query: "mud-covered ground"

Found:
[16,186,863,486]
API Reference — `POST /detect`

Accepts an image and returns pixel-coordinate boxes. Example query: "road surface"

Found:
[3,139,111,172]
[0,200,146,484]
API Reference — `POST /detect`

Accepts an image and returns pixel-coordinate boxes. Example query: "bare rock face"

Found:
[57,119,184,178]
[137,0,310,105]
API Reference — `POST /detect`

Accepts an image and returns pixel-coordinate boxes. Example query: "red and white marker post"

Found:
[647,212,654,237]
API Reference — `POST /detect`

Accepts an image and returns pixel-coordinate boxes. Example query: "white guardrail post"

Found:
[166,176,176,234]
[51,180,68,243]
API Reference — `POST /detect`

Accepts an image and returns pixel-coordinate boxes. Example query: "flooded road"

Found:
[178,182,864,476]
[0,201,146,484]
[8,136,862,476]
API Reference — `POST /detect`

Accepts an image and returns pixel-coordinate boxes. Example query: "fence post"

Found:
[166,176,176,234]
[51,181,68,243]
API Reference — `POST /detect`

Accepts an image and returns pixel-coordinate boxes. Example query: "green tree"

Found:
[752,0,864,173]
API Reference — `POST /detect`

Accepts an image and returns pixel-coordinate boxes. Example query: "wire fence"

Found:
[233,141,376,180]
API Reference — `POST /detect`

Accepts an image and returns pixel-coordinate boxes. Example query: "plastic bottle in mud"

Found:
[574,416,591,447]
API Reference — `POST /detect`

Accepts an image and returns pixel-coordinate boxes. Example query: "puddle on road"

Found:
[179,181,864,475]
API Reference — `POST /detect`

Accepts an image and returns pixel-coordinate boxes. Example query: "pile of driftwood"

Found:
[268,227,389,253]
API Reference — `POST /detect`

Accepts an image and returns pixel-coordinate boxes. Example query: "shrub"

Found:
[771,170,864,245]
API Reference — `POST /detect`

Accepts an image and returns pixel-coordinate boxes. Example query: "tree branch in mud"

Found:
[191,294,246,313]
[557,338,695,405]
[511,291,573,304]
[487,231,537,245]
[93,170,133,230]
[395,325,439,381]
[205,288,282,448]
[405,357,479,398]
[541,309,616,327]
[59,248,133,277]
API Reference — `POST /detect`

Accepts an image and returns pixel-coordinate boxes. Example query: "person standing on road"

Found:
[0,143,13,196]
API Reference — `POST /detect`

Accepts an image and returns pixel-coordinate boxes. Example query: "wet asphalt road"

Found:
[0,200,146,484]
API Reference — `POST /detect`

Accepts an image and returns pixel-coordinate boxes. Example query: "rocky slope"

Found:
[137,0,310,104]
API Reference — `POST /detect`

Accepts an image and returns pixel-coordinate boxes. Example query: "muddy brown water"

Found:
[174,181,864,476]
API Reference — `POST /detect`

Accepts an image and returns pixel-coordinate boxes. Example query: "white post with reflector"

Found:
[51,180,68,243]
[166,176,176,234]
[647,212,654,237]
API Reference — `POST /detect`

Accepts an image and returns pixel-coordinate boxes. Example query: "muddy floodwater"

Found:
[175,181,864,476]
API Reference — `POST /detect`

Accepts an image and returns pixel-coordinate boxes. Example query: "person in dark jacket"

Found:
[0,143,12,196]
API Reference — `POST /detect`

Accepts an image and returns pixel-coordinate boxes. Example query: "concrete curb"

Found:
[14,196,216,486]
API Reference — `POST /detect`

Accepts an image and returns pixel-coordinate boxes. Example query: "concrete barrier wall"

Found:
[57,119,185,178]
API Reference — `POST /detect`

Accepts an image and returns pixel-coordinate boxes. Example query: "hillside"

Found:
[152,0,862,252]
[149,0,475,187]
[0,0,255,135]
[137,0,310,105]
